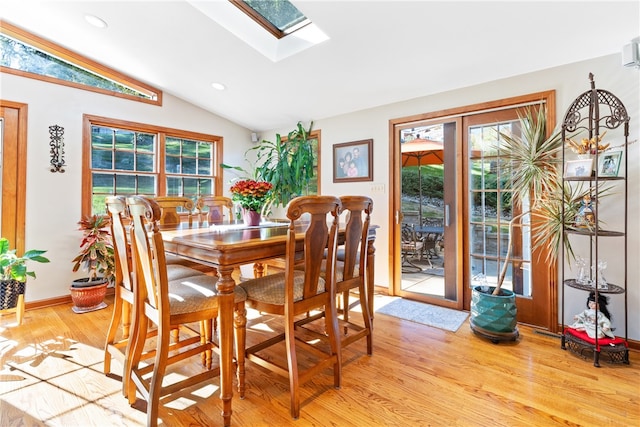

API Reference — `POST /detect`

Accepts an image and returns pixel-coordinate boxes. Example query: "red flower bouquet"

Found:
[229,179,273,213]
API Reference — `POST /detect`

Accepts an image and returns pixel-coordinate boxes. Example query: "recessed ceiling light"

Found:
[85,14,108,29]
[211,82,226,91]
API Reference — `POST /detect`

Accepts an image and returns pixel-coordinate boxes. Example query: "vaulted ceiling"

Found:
[1,1,638,132]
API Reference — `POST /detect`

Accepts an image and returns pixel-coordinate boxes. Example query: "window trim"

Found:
[1,20,162,106]
[82,114,223,216]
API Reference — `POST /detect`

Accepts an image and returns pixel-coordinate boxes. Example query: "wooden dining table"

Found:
[160,219,376,426]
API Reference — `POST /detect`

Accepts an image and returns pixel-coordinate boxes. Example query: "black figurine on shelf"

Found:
[570,291,614,339]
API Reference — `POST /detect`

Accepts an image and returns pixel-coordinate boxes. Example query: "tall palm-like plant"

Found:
[494,105,589,294]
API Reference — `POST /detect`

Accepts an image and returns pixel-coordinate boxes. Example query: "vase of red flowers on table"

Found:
[229,179,273,227]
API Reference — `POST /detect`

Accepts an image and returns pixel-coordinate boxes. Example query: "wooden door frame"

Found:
[0,100,28,254]
[389,90,558,331]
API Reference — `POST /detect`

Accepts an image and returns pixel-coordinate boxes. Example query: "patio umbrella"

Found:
[401,138,444,221]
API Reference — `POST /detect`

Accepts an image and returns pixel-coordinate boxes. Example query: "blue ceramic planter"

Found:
[470,286,519,342]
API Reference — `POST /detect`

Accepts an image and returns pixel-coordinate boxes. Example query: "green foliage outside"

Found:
[402,162,513,221]
[401,166,444,200]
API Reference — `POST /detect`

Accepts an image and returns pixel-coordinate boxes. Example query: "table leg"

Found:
[216,265,235,427]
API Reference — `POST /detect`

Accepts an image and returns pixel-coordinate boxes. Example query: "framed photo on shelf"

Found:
[333,139,373,182]
[564,158,593,178]
[597,151,622,177]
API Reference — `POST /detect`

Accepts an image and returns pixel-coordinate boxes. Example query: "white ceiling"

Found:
[1,1,639,132]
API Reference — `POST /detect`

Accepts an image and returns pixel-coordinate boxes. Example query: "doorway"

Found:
[0,100,27,254]
[395,118,463,310]
[390,91,558,330]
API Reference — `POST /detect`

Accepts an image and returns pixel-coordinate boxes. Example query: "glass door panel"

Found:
[397,119,460,307]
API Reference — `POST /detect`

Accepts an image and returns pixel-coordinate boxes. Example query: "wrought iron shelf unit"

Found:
[559,73,630,367]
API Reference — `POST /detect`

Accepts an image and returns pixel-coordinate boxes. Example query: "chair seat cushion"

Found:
[167,264,206,281]
[167,274,247,315]
[165,253,191,265]
[318,259,360,282]
[564,327,627,347]
[239,270,325,305]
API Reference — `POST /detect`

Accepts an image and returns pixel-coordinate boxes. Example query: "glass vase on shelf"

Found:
[575,256,590,286]
[593,260,608,290]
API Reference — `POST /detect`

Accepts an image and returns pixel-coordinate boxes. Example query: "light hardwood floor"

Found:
[0,293,638,427]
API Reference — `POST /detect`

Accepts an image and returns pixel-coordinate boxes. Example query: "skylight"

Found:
[231,0,310,38]
[188,0,328,62]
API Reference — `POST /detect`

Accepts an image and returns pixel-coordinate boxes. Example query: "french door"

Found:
[392,91,558,330]
[394,118,463,310]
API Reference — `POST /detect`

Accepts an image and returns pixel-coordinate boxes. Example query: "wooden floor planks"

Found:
[0,293,638,426]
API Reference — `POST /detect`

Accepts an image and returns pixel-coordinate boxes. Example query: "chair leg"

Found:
[200,320,213,369]
[325,295,342,390]
[127,313,148,405]
[285,316,300,419]
[103,292,123,375]
[342,291,350,323]
[147,321,171,427]
[234,302,247,398]
[359,282,373,355]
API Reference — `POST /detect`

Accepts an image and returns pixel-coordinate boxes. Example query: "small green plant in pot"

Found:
[70,215,115,312]
[0,237,50,314]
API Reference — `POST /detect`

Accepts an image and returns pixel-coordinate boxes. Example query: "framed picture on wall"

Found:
[597,151,622,177]
[333,139,373,182]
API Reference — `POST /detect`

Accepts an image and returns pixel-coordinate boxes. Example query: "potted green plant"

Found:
[470,105,583,342]
[222,121,316,216]
[70,214,115,312]
[251,121,316,211]
[0,237,50,312]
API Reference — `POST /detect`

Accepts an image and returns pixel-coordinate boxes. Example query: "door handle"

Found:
[445,205,450,227]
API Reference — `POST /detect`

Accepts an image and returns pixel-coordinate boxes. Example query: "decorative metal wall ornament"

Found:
[49,124,66,172]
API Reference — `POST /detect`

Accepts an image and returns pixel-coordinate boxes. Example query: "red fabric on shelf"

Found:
[564,327,627,350]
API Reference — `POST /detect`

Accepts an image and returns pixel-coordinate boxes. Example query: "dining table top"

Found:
[161,219,377,269]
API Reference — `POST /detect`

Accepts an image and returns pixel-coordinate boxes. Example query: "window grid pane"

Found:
[468,121,531,295]
[164,137,215,199]
[88,121,218,215]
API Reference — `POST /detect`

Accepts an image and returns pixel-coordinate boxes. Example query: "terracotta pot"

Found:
[70,277,108,312]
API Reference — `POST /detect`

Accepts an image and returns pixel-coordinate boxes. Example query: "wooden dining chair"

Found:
[295,196,374,355]
[103,196,212,397]
[153,195,213,273]
[239,195,342,419]
[126,195,247,427]
[333,196,373,353]
[153,196,195,226]
[196,195,234,224]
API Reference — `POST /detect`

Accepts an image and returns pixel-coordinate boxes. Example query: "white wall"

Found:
[3,52,638,340]
[310,53,638,339]
[0,73,253,301]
